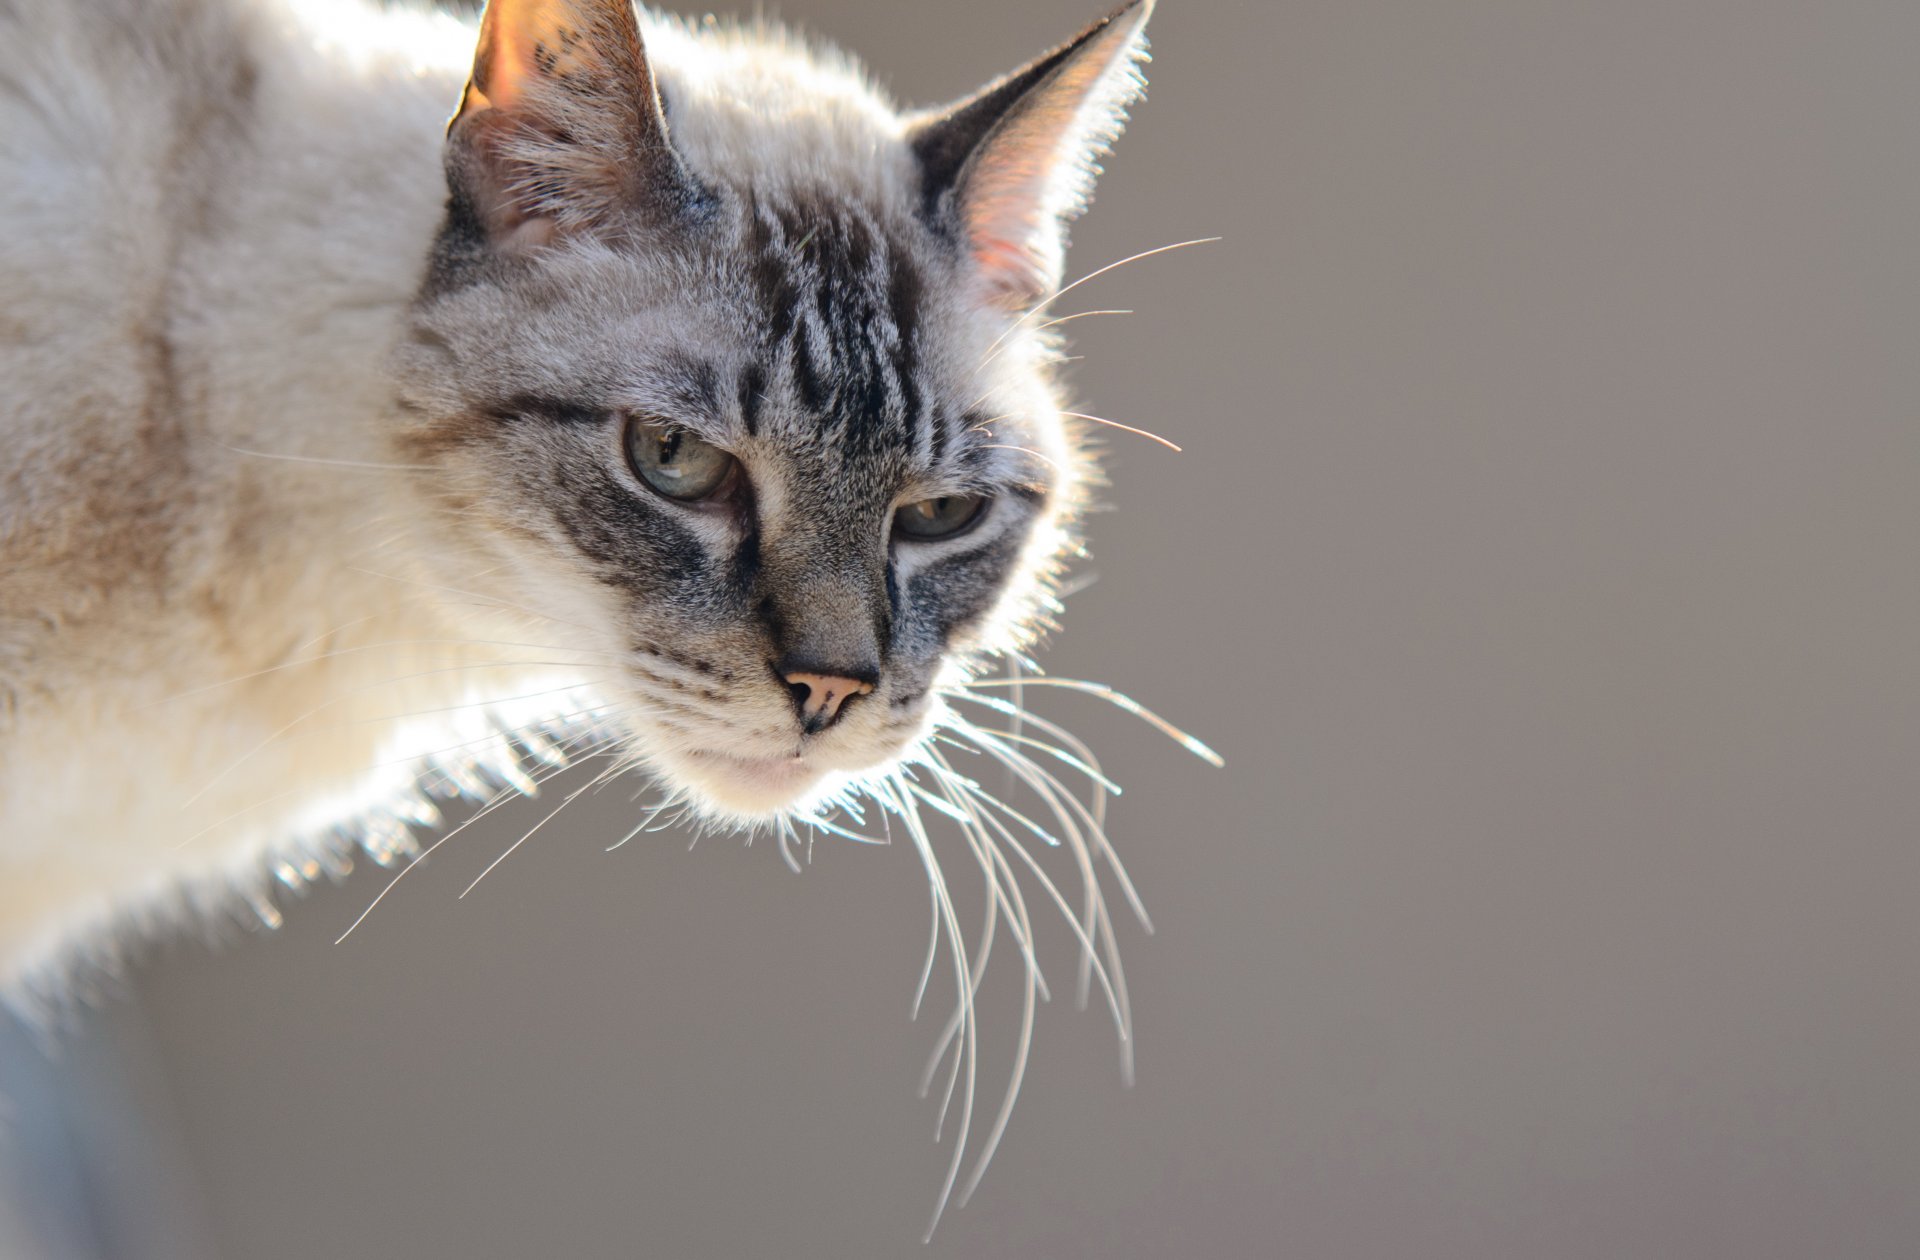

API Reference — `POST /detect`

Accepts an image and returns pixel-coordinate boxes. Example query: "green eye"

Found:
[624,416,736,501]
[894,494,988,541]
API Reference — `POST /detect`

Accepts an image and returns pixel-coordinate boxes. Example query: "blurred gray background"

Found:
[9,0,1920,1255]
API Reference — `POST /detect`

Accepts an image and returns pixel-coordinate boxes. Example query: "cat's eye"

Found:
[624,416,737,502]
[894,494,989,541]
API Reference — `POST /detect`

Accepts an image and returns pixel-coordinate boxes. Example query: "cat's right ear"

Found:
[446,0,702,252]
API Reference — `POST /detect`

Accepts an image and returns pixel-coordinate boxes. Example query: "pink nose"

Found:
[783,671,874,732]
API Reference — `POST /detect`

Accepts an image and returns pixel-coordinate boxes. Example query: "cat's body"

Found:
[0,0,491,968]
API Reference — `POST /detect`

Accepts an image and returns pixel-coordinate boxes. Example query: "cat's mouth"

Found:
[673,749,828,816]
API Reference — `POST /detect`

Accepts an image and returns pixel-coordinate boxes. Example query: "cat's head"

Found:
[393,0,1152,821]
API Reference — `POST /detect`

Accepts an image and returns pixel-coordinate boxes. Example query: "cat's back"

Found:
[0,0,271,708]
[0,0,468,700]
[0,0,263,354]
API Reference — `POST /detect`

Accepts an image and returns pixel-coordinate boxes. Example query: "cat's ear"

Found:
[447,0,702,251]
[908,0,1153,308]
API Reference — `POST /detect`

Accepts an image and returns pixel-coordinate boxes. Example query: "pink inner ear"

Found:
[973,234,1034,281]
[460,0,632,128]
[478,19,536,113]
[941,5,1151,307]
[963,181,1069,307]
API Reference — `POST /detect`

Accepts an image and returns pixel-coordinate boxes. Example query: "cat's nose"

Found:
[781,669,875,734]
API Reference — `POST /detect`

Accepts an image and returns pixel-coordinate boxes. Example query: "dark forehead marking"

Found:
[889,248,925,433]
[737,189,936,464]
[737,362,767,436]
[927,402,953,464]
[744,196,802,345]
[791,322,832,413]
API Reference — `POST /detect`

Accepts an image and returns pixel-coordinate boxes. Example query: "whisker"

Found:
[949,718,1122,797]
[886,777,978,1243]
[458,754,628,898]
[952,677,1225,767]
[286,614,378,661]
[209,439,435,472]
[334,727,602,944]
[961,734,1142,1083]
[151,637,616,706]
[1032,307,1131,332]
[794,810,889,848]
[346,566,606,637]
[903,784,1000,1110]
[976,444,1062,472]
[969,725,1152,934]
[774,816,804,874]
[951,696,1126,1006]
[920,753,1049,1207]
[973,309,1132,375]
[970,237,1220,375]
[934,762,1125,1032]
[921,758,1048,1000]
[607,793,684,852]
[1058,410,1182,453]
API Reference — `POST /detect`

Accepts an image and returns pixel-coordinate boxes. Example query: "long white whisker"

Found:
[774,815,804,874]
[938,766,1126,1034]
[923,753,1049,997]
[458,754,627,898]
[904,783,1001,1111]
[906,768,1044,983]
[209,439,435,472]
[794,810,889,848]
[969,724,1152,933]
[888,778,978,1243]
[923,751,1047,1208]
[954,696,1121,1004]
[954,677,1225,767]
[606,792,684,852]
[957,853,1038,1208]
[286,613,378,661]
[965,734,1141,1083]
[334,727,600,944]
[947,717,1123,797]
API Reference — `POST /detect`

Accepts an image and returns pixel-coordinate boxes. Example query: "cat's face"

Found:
[392,0,1149,820]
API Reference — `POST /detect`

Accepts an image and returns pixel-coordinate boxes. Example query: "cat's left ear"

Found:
[447,0,703,251]
[908,0,1154,308]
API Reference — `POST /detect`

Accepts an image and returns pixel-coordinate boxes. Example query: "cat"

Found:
[0,0,1198,1232]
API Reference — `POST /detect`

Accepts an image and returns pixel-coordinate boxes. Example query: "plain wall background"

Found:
[12,0,1920,1256]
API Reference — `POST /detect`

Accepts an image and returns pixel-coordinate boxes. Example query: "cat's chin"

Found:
[666,749,837,819]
